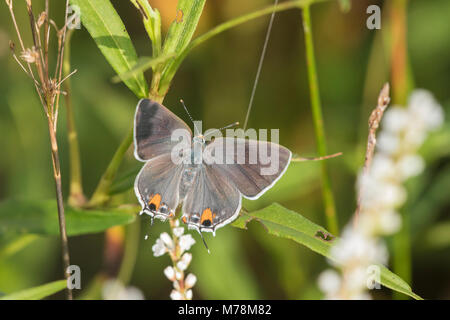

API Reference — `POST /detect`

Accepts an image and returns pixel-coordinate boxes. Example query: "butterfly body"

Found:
[134,99,291,234]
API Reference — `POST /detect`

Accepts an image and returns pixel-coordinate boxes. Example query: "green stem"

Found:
[390,0,412,299]
[64,29,86,207]
[302,5,338,235]
[389,0,409,105]
[393,208,412,300]
[117,219,141,285]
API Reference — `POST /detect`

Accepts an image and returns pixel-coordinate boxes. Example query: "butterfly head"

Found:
[193,134,206,145]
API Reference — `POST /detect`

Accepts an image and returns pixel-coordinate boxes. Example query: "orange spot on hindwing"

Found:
[200,208,213,227]
[148,194,162,211]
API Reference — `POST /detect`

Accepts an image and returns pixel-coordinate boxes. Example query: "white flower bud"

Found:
[185,289,193,300]
[179,234,196,252]
[152,238,167,257]
[185,273,197,289]
[317,269,341,295]
[160,232,174,249]
[170,290,183,300]
[164,266,175,281]
[173,227,184,238]
[177,253,192,271]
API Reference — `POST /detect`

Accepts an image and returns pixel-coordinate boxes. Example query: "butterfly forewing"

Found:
[134,99,192,161]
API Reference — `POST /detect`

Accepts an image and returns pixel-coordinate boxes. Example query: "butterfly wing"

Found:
[135,153,184,220]
[181,165,241,233]
[204,137,291,199]
[134,99,192,161]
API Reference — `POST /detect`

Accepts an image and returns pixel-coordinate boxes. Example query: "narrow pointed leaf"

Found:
[0,199,136,236]
[0,280,66,300]
[232,203,423,300]
[71,0,148,98]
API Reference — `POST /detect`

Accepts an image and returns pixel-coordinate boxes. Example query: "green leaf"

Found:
[0,280,66,300]
[130,0,162,57]
[158,0,206,93]
[232,203,423,300]
[0,199,136,236]
[111,54,175,84]
[71,0,148,98]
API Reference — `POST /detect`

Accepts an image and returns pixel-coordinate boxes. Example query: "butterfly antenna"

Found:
[198,231,211,254]
[180,99,201,135]
[243,0,278,130]
[204,121,240,139]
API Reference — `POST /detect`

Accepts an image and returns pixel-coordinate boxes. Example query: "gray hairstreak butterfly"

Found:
[134,99,291,237]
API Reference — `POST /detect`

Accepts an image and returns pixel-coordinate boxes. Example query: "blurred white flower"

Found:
[409,89,444,130]
[331,228,388,266]
[318,269,341,296]
[319,88,444,300]
[185,289,193,300]
[397,154,425,179]
[378,210,402,234]
[102,279,145,300]
[382,106,409,133]
[370,154,397,181]
[377,131,399,155]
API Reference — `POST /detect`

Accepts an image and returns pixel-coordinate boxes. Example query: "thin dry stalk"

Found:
[7,0,74,299]
[291,152,343,162]
[354,83,391,225]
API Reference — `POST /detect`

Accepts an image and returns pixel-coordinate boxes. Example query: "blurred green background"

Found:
[0,0,449,299]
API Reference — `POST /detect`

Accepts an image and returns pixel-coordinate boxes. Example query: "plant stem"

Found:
[117,219,141,285]
[47,116,72,300]
[64,29,86,207]
[390,0,412,299]
[302,5,338,235]
[390,0,409,106]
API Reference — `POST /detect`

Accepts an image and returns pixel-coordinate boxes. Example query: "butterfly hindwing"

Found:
[135,153,184,220]
[134,99,192,161]
[181,165,241,233]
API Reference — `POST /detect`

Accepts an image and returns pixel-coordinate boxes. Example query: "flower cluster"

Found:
[318,89,444,299]
[152,220,197,300]
[358,89,444,237]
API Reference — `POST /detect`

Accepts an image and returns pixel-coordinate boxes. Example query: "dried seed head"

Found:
[21,47,38,63]
[37,12,47,28]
